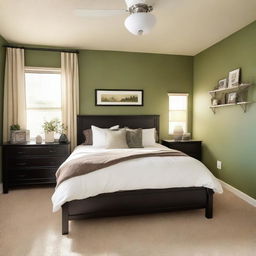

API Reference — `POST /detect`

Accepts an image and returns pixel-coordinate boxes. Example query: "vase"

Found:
[36,135,42,144]
[59,134,68,144]
[45,131,55,143]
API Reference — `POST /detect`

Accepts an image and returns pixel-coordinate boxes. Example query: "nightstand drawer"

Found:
[8,156,66,168]
[168,143,200,151]
[6,146,68,157]
[162,140,202,161]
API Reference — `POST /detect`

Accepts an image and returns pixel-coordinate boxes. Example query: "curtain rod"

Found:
[2,45,79,54]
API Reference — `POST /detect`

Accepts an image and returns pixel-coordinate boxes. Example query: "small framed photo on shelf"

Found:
[228,68,240,88]
[226,92,237,104]
[218,78,227,89]
[212,98,219,106]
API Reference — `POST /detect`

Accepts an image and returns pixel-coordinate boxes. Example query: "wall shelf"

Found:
[209,83,251,97]
[210,101,252,114]
[209,83,253,114]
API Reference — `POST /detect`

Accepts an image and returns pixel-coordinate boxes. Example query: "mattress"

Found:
[52,143,223,212]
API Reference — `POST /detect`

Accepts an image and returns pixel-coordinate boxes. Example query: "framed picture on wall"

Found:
[95,89,144,106]
[228,68,240,88]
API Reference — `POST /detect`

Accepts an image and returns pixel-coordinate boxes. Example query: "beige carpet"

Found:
[0,187,255,256]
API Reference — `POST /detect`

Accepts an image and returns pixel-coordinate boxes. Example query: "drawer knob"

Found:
[49,150,56,153]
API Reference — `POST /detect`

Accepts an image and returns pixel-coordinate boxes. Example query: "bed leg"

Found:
[62,203,69,235]
[205,189,213,219]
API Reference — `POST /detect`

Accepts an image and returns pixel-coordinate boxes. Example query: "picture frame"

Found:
[228,68,240,88]
[226,92,237,104]
[95,89,144,106]
[212,98,219,106]
[218,78,227,89]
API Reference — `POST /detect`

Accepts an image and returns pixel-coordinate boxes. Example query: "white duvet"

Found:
[52,144,223,212]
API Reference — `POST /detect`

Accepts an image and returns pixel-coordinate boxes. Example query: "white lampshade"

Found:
[124,13,156,35]
[173,125,184,141]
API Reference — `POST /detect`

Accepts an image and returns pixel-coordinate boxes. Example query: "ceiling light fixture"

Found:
[124,3,156,36]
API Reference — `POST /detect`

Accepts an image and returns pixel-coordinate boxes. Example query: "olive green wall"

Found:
[193,21,256,199]
[25,49,193,139]
[25,49,61,68]
[0,35,7,182]
[79,50,193,138]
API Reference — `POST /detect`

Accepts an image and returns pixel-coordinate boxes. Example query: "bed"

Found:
[52,115,222,234]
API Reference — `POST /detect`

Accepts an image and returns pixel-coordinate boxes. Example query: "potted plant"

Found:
[10,124,21,131]
[10,124,21,143]
[10,124,30,143]
[42,119,61,143]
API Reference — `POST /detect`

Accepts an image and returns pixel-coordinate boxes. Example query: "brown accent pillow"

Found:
[126,128,143,148]
[83,129,93,145]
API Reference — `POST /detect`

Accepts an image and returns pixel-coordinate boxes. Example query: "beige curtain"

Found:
[61,52,79,150]
[3,48,26,142]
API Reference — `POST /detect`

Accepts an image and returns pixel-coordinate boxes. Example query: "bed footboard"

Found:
[61,187,214,235]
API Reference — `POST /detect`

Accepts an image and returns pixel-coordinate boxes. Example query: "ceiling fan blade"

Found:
[74,9,127,17]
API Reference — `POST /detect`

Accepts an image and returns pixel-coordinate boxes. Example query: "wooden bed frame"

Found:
[61,115,213,234]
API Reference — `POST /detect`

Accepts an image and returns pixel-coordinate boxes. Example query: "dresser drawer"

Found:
[8,156,67,168]
[6,146,68,158]
[9,168,57,180]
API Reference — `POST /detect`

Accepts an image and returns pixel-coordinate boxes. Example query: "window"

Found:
[168,93,188,134]
[25,67,62,138]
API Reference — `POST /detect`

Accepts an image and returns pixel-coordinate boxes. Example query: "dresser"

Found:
[2,142,70,193]
[161,140,202,161]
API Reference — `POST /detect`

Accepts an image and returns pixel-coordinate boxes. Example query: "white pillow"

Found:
[91,125,119,148]
[106,130,128,149]
[142,128,156,147]
[109,125,119,130]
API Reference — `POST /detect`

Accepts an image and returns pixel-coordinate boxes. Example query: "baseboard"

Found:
[219,179,256,207]
[0,183,2,194]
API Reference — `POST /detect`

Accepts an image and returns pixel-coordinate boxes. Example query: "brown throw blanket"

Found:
[56,149,187,187]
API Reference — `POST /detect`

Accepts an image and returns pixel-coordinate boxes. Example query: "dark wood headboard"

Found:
[77,115,160,145]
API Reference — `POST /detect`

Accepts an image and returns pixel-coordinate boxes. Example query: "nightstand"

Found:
[162,140,202,161]
[2,142,70,193]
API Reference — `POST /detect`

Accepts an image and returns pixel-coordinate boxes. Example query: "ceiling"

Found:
[0,0,256,56]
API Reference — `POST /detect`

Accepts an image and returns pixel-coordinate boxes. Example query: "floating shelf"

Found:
[209,83,252,97]
[210,101,252,114]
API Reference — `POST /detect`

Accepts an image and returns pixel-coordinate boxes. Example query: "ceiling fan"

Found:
[74,0,156,36]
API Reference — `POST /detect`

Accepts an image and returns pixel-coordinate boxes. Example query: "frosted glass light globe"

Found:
[124,13,156,35]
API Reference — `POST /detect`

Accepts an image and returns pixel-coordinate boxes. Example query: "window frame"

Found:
[24,66,62,138]
[168,93,189,135]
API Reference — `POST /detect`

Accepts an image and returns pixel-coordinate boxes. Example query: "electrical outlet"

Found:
[217,160,222,170]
